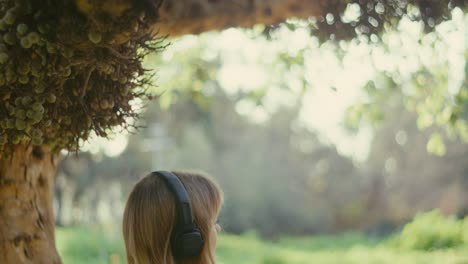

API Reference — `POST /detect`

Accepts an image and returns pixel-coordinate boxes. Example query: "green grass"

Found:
[56,227,468,264]
[56,226,125,264]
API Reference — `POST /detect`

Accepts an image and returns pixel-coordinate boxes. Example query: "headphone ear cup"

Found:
[172,228,204,258]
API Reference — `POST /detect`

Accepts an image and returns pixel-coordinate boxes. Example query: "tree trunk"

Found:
[156,0,325,36]
[0,144,61,264]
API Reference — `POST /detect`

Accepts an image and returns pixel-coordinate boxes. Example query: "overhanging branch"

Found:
[155,0,326,36]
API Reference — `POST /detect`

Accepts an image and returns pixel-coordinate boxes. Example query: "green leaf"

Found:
[426,133,446,156]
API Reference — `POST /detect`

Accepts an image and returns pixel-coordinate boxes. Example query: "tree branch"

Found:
[154,0,326,36]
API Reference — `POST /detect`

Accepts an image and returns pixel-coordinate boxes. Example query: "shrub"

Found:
[389,210,465,250]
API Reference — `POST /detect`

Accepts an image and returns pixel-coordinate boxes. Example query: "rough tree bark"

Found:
[0,144,61,264]
[156,0,325,36]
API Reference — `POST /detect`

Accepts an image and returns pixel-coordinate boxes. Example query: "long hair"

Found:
[123,171,224,264]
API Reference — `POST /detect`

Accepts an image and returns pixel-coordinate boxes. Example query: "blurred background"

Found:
[56,5,468,264]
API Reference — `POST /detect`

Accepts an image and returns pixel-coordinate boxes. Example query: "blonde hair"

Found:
[122,171,224,264]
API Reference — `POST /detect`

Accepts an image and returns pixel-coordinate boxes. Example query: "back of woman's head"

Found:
[122,171,223,264]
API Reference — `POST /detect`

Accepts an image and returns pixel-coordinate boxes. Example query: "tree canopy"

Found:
[0,0,466,154]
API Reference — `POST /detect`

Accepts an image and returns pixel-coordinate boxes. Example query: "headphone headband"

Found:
[152,171,204,258]
[152,171,194,226]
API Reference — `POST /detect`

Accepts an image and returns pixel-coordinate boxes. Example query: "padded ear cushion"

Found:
[172,228,204,258]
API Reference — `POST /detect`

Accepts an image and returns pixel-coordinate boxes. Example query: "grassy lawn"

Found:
[56,227,468,264]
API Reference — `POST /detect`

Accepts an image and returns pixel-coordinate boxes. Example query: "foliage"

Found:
[0,0,163,152]
[388,210,467,250]
[344,12,468,155]
[56,226,468,264]
[0,0,464,153]
[306,0,468,42]
[0,0,464,155]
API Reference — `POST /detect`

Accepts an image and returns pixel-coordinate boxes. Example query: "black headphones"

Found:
[152,171,204,258]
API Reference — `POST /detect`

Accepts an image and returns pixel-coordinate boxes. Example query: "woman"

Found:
[123,171,224,264]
